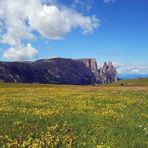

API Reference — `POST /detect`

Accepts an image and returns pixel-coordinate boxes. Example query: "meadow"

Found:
[0,79,148,148]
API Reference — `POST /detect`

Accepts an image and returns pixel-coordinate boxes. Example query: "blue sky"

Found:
[0,0,148,75]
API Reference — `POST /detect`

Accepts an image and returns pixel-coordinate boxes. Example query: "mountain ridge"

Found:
[0,58,118,85]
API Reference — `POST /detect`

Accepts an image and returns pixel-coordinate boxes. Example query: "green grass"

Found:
[109,78,148,86]
[0,80,148,147]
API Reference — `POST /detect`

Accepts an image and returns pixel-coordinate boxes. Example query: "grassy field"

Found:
[109,78,148,86]
[0,79,148,147]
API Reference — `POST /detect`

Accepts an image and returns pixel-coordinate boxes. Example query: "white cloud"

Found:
[103,0,115,4]
[117,63,148,75]
[97,61,148,75]
[113,62,148,75]
[3,43,38,60]
[28,5,99,39]
[0,0,99,60]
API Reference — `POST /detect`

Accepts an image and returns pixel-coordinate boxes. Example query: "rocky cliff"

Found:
[0,58,118,84]
[96,62,118,84]
[77,59,98,73]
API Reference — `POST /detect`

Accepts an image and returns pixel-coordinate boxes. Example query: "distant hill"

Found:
[109,78,148,86]
[0,58,118,85]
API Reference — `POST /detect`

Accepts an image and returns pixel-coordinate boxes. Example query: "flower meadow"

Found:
[0,83,147,147]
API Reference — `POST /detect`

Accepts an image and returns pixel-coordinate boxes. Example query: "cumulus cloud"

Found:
[28,5,99,39]
[0,0,99,60]
[3,43,38,60]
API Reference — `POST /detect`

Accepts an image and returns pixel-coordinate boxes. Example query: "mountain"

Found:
[0,58,118,85]
[96,62,118,84]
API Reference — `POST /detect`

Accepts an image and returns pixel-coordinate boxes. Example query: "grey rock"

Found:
[96,62,118,84]
[77,58,98,73]
[0,58,118,84]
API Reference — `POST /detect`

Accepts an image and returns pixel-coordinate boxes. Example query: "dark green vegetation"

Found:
[0,79,148,147]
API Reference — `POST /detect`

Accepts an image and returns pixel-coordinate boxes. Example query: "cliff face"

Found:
[0,58,96,84]
[96,62,118,84]
[0,58,118,84]
[77,59,118,84]
[77,59,98,73]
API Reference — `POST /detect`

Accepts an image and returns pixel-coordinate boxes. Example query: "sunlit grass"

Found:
[109,78,148,86]
[0,82,148,147]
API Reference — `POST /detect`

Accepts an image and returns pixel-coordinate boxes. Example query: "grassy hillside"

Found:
[109,78,148,86]
[0,82,147,147]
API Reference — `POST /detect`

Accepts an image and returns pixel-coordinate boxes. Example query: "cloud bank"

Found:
[114,62,148,75]
[98,62,148,75]
[0,0,99,60]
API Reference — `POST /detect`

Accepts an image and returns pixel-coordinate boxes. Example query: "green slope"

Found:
[110,78,148,86]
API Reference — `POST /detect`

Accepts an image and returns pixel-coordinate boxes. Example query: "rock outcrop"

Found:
[77,59,98,73]
[96,62,118,84]
[0,58,118,84]
[77,59,118,84]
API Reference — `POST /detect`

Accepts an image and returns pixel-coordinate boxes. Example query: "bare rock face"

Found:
[0,58,96,84]
[77,59,98,73]
[77,60,118,84]
[96,62,118,84]
[0,58,118,84]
